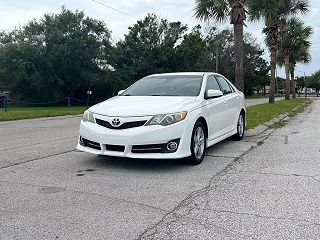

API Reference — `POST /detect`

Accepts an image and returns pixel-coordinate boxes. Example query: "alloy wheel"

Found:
[193,126,205,159]
[238,114,244,138]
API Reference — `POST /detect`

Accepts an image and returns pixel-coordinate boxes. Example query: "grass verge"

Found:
[246,98,312,130]
[0,106,86,121]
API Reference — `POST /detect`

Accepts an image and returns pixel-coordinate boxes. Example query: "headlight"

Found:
[82,110,95,123]
[145,112,187,126]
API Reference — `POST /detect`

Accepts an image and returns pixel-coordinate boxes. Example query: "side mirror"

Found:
[206,89,223,99]
[118,90,125,96]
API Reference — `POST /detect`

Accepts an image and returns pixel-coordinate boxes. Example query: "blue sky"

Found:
[0,0,319,77]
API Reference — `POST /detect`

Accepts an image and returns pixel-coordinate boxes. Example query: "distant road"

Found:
[245,97,284,107]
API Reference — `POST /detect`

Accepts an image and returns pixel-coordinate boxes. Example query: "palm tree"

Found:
[194,0,247,93]
[249,0,310,103]
[277,18,312,100]
[289,42,311,98]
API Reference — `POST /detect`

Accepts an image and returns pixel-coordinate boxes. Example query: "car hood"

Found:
[90,96,197,117]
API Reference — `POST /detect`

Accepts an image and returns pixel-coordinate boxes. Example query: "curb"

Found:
[245,113,289,137]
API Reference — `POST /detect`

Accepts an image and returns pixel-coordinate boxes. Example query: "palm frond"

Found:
[289,0,310,15]
[194,0,230,22]
[277,17,313,67]
[279,0,310,18]
[248,0,283,22]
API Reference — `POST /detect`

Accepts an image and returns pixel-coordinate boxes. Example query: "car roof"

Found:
[149,72,219,77]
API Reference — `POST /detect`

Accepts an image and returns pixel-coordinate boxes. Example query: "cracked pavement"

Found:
[0,100,319,239]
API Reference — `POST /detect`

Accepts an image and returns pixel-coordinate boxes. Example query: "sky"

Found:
[0,0,319,78]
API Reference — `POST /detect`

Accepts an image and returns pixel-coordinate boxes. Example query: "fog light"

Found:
[167,141,178,151]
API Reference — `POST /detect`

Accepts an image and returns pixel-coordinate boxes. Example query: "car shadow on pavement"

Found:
[83,155,191,172]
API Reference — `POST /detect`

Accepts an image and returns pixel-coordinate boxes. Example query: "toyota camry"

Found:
[77,72,246,165]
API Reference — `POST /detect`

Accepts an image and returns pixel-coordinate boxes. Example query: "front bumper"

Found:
[76,119,193,159]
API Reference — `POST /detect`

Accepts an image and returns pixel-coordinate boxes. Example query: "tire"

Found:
[187,121,207,165]
[232,112,245,140]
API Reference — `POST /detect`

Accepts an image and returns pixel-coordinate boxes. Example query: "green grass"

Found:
[0,106,87,121]
[246,98,311,130]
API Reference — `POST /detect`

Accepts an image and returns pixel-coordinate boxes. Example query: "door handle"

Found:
[223,101,228,105]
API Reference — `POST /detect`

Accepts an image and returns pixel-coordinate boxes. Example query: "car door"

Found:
[216,76,240,133]
[203,75,228,141]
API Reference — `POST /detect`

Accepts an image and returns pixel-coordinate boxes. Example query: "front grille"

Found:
[132,144,165,154]
[80,137,101,150]
[96,118,147,130]
[105,144,125,152]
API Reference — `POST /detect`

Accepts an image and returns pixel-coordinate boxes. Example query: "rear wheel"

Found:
[232,112,245,140]
[187,122,206,165]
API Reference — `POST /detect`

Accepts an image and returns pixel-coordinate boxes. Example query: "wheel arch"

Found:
[240,108,246,127]
[196,116,208,139]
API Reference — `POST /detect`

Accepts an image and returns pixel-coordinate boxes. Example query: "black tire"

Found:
[187,121,207,165]
[232,112,245,140]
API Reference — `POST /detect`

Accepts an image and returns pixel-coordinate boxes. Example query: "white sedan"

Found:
[77,72,246,164]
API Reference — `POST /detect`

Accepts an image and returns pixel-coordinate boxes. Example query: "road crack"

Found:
[236,170,320,184]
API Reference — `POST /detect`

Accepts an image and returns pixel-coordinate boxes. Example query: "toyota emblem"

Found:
[112,118,121,126]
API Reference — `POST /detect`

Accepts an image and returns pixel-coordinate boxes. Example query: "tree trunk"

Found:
[291,68,296,98]
[234,23,244,93]
[269,46,276,103]
[284,54,290,100]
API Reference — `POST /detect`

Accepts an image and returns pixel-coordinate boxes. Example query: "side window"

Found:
[216,76,233,94]
[205,76,221,92]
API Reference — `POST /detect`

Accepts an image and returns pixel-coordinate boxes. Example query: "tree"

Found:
[175,25,210,72]
[204,29,268,94]
[309,70,320,97]
[0,7,113,102]
[243,32,269,95]
[290,29,312,98]
[288,37,312,98]
[296,75,306,95]
[194,0,247,93]
[277,18,312,100]
[114,14,187,83]
[249,0,310,103]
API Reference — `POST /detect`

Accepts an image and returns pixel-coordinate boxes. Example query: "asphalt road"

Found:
[0,99,319,239]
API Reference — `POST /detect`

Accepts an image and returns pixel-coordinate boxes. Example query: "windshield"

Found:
[122,75,203,97]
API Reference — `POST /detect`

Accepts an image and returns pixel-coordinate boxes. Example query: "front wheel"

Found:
[232,112,245,140]
[187,122,206,165]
